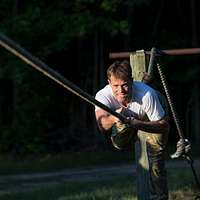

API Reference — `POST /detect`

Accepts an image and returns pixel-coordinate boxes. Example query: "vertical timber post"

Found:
[130,50,150,200]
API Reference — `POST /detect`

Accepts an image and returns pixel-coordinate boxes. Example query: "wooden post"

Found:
[130,50,150,200]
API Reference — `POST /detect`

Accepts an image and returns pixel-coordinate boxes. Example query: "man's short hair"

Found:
[107,60,132,81]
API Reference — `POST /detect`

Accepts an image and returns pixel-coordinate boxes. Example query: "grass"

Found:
[0,144,199,200]
[0,175,137,200]
[0,142,199,175]
[0,168,200,200]
[0,149,134,175]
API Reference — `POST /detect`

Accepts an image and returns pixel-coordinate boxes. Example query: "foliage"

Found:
[0,166,199,200]
[0,0,199,154]
[0,0,130,154]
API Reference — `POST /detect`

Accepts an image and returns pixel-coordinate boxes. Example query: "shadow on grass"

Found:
[0,167,200,200]
[0,175,137,200]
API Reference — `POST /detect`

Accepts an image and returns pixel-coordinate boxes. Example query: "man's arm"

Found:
[129,117,169,134]
[96,108,169,134]
[95,109,118,133]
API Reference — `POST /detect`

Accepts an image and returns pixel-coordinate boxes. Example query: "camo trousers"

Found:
[146,132,169,200]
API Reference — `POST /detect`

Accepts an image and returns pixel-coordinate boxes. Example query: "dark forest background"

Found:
[0,0,199,155]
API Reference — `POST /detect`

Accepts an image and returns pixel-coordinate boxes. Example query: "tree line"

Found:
[0,0,199,155]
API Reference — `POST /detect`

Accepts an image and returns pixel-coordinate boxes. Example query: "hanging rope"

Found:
[156,62,191,157]
[145,47,200,197]
[156,61,200,197]
[146,47,191,158]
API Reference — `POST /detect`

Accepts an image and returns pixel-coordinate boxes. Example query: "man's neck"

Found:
[122,95,132,107]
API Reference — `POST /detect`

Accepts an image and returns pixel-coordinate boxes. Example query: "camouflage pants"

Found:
[146,132,169,200]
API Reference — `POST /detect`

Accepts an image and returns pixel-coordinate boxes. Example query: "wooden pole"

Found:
[130,50,150,200]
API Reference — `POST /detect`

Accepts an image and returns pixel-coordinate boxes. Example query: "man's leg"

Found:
[146,133,169,200]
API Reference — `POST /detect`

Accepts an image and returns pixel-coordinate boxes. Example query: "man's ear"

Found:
[108,79,111,85]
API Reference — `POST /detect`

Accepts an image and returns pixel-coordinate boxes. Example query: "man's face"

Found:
[108,75,132,105]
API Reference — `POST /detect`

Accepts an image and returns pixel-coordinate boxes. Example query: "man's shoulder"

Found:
[133,81,155,93]
[133,81,159,102]
[95,85,114,102]
[133,81,151,89]
[96,85,112,96]
[95,85,119,109]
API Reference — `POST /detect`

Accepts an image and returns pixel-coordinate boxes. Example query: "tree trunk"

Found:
[13,0,20,15]
[191,81,200,143]
[76,38,88,129]
[190,0,198,46]
[92,31,106,143]
[152,0,165,38]
[93,32,99,94]
[125,2,135,49]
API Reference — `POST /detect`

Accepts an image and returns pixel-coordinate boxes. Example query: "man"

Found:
[95,60,169,200]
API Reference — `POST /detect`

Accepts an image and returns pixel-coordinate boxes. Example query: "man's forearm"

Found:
[97,114,117,132]
[130,118,169,134]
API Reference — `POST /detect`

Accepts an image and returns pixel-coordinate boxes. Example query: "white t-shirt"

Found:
[95,81,165,121]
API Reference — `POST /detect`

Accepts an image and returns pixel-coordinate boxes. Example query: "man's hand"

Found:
[111,117,138,150]
[127,117,140,127]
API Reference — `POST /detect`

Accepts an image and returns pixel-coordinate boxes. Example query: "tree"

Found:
[0,0,129,154]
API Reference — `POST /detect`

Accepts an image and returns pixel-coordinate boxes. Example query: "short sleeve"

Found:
[95,91,111,111]
[142,90,165,121]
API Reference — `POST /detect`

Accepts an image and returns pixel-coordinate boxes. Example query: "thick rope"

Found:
[0,32,126,122]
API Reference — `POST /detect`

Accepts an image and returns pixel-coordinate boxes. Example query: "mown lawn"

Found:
[0,143,199,175]
[0,146,200,200]
[0,149,134,175]
[0,166,199,200]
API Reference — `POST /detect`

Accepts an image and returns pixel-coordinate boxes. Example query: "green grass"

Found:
[0,168,200,200]
[0,141,199,175]
[0,144,199,200]
[0,149,134,175]
[0,175,137,200]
